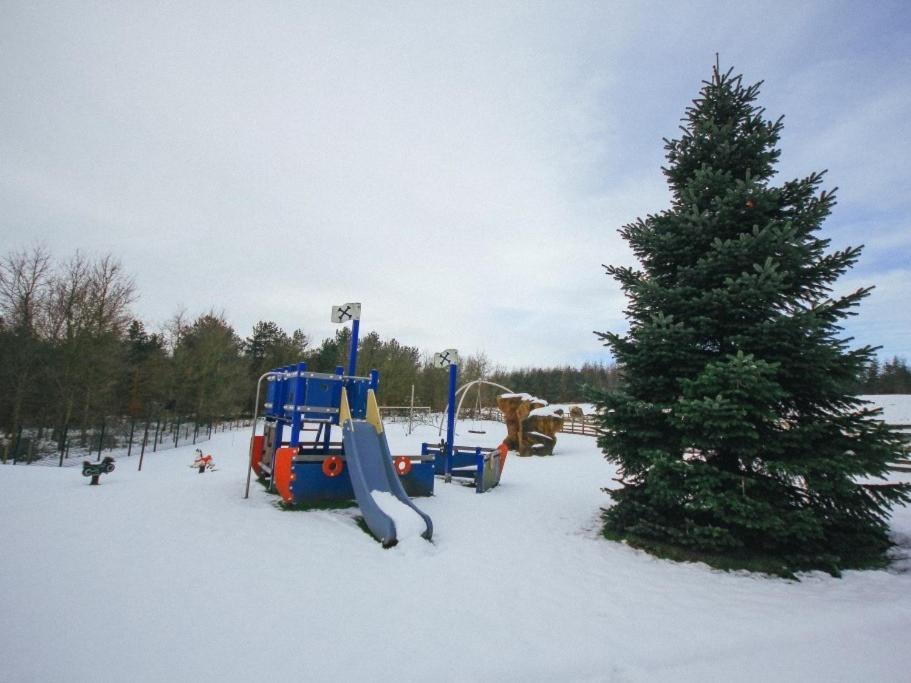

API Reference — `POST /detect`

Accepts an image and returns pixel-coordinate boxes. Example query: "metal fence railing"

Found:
[1,417,253,467]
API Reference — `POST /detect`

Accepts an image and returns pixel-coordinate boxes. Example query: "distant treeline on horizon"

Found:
[1,247,906,442]
[0,248,621,442]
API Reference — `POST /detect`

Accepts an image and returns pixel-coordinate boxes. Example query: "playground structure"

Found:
[423,354,508,493]
[245,304,433,547]
[243,305,513,546]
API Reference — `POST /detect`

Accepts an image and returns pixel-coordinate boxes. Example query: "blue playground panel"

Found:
[291,461,355,502]
[399,460,435,497]
[423,442,504,493]
[287,458,435,504]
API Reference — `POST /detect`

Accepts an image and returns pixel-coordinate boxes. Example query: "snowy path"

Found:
[2,411,911,682]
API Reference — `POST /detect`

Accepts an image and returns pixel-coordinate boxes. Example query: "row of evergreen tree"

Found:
[490,363,621,403]
[856,357,911,394]
[0,247,618,443]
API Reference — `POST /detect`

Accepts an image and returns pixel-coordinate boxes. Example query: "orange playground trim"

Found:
[497,443,508,474]
[274,446,296,502]
[250,435,265,475]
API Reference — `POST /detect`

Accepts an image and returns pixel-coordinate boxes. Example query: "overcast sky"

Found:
[2,1,909,369]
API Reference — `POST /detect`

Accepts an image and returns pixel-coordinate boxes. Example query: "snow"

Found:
[2,398,911,681]
[499,392,546,403]
[863,395,911,424]
[548,402,598,416]
[528,404,564,418]
[369,489,426,540]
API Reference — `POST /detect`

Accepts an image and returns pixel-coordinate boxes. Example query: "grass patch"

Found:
[353,516,398,548]
[601,510,894,579]
[275,499,359,512]
[354,516,378,541]
[602,525,798,579]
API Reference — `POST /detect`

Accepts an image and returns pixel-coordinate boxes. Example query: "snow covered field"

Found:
[2,398,911,682]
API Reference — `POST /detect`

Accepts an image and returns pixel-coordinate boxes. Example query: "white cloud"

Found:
[1,1,909,367]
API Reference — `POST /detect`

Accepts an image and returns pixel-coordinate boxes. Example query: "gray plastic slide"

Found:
[342,420,433,547]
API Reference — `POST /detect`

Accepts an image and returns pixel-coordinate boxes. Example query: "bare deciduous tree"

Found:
[0,245,51,333]
[0,246,52,439]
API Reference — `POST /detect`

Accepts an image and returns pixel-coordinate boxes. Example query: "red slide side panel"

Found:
[273,447,296,503]
[250,435,265,476]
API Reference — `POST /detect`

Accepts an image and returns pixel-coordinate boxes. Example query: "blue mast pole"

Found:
[446,361,458,478]
[273,365,291,447]
[369,369,379,393]
[289,361,306,446]
[348,318,360,377]
[324,365,344,452]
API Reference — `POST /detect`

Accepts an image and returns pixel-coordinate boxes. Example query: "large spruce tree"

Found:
[595,64,909,574]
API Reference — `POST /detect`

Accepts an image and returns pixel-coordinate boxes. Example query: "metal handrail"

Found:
[244,371,280,499]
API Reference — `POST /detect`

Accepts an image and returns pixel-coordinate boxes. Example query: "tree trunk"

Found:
[80,389,92,448]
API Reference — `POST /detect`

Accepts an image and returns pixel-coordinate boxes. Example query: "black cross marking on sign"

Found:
[339,305,353,321]
[440,351,453,364]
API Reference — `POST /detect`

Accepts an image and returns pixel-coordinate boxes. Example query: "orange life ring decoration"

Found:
[394,456,412,476]
[322,456,345,478]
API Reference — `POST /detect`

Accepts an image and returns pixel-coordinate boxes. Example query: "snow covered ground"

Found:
[2,398,911,682]
[547,402,598,416]
[863,395,911,425]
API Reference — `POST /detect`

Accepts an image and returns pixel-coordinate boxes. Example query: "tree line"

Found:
[490,363,621,403]
[0,247,620,450]
[856,356,911,394]
[2,246,902,453]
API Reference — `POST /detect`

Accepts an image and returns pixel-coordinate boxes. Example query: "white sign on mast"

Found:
[433,349,460,368]
[330,302,361,323]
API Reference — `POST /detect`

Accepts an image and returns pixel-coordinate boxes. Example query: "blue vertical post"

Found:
[264,371,276,417]
[325,365,344,452]
[273,366,291,447]
[271,368,281,421]
[369,369,379,392]
[290,361,307,446]
[348,318,360,377]
[446,362,458,478]
[321,419,331,452]
[269,365,293,492]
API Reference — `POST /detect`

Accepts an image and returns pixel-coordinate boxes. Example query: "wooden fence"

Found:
[1,416,253,467]
[559,415,600,437]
